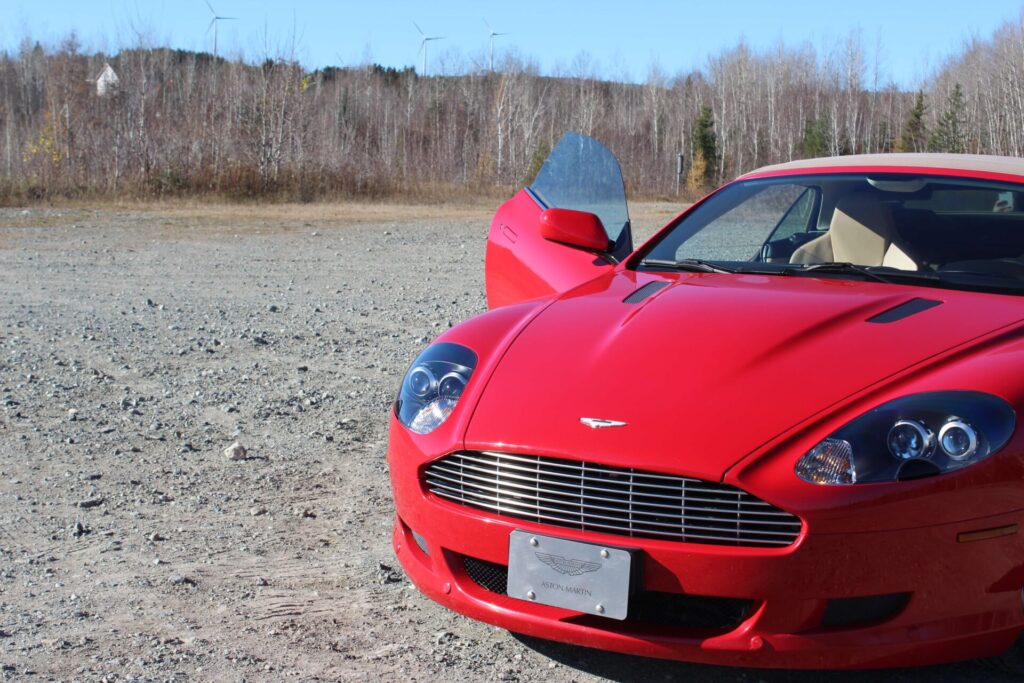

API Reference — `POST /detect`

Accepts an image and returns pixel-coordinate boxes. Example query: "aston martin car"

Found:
[387,133,1024,671]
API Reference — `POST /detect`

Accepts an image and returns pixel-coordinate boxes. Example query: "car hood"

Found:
[465,270,1024,481]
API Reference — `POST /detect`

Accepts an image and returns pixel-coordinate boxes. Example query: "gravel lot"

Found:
[0,202,1013,682]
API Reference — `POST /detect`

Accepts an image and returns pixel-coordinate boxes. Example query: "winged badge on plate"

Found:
[535,552,602,576]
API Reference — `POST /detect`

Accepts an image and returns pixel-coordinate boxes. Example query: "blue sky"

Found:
[4,0,1023,86]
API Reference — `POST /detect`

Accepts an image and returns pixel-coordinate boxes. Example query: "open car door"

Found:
[485,132,632,309]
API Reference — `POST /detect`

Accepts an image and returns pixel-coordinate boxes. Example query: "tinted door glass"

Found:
[769,188,817,241]
[530,132,630,242]
[669,183,809,261]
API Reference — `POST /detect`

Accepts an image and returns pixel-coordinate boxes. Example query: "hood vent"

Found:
[868,298,943,324]
[623,281,670,304]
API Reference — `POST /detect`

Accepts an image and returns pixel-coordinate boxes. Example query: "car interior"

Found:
[788,192,918,269]
[759,177,1024,279]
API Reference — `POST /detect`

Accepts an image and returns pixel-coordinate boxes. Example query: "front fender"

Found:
[389,298,557,458]
[726,321,1024,534]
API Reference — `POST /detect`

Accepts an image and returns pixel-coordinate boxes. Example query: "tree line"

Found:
[1,18,1022,205]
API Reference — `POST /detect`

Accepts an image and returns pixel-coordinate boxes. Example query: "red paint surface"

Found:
[485,190,615,309]
[390,160,1024,669]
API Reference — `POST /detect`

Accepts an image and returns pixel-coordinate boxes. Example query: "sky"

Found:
[3,0,1023,86]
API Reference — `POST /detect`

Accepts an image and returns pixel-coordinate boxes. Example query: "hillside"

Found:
[1,21,1023,204]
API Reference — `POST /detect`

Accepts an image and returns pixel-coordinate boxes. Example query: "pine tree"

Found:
[898,91,928,153]
[691,106,717,185]
[800,116,830,157]
[929,83,968,153]
[523,141,550,185]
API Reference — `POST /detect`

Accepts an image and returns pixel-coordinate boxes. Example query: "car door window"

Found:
[529,132,630,244]
[671,183,810,261]
[768,188,817,241]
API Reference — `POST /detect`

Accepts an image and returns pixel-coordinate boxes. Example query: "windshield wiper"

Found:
[640,258,737,274]
[782,262,939,285]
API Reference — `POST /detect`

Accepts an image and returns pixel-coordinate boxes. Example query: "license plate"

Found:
[506,530,634,620]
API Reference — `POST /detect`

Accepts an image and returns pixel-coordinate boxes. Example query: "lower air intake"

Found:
[463,555,508,595]
[461,554,752,630]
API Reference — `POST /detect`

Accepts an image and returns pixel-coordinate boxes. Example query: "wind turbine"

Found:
[483,19,508,72]
[205,0,237,58]
[414,22,444,76]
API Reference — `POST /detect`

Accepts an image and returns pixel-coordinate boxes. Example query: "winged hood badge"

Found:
[535,552,602,576]
[580,417,628,429]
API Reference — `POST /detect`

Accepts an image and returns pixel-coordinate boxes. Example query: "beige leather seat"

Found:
[790,193,917,270]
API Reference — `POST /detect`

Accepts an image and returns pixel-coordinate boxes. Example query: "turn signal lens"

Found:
[409,397,459,434]
[795,438,855,485]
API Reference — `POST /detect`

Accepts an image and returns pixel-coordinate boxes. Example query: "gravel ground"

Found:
[0,203,1013,682]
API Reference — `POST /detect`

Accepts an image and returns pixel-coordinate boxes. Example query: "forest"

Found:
[1,15,1023,204]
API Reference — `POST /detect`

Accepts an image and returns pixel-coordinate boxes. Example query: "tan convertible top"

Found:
[740,153,1024,180]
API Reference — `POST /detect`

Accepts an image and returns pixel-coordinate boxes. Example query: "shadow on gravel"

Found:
[511,633,1013,683]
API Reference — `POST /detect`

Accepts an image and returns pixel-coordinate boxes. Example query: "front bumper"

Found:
[389,439,1024,669]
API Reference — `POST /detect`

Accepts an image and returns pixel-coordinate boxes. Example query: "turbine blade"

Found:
[205,0,216,15]
[483,18,492,31]
[412,21,424,36]
[219,16,238,20]
[207,17,216,34]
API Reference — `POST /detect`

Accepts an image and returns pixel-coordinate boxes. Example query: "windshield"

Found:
[639,173,1024,295]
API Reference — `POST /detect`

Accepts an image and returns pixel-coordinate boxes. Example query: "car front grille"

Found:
[424,451,801,548]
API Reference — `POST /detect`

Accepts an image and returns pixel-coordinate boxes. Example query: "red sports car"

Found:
[388,133,1024,672]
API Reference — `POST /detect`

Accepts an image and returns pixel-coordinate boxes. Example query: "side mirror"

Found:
[539,208,610,252]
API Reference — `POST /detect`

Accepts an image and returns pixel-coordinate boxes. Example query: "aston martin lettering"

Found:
[541,581,592,596]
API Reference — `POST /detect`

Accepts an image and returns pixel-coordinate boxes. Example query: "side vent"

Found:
[867,298,942,324]
[623,281,670,304]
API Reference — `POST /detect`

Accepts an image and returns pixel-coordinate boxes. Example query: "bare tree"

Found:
[3,20,1024,205]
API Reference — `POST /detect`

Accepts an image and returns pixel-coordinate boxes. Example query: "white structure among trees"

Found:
[93,63,119,96]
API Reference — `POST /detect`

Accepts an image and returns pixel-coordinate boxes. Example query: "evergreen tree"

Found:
[523,141,550,185]
[898,91,928,153]
[800,116,830,157]
[692,106,717,185]
[929,83,968,153]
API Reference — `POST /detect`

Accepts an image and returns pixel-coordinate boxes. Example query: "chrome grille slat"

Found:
[450,450,737,489]
[430,461,776,506]
[464,450,723,485]
[424,473,799,527]
[424,452,802,548]
[429,485,793,546]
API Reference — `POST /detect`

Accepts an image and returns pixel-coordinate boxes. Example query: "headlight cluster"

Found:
[796,391,1015,485]
[396,342,477,435]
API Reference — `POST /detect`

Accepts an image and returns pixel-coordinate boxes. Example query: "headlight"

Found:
[396,342,477,435]
[795,391,1015,485]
